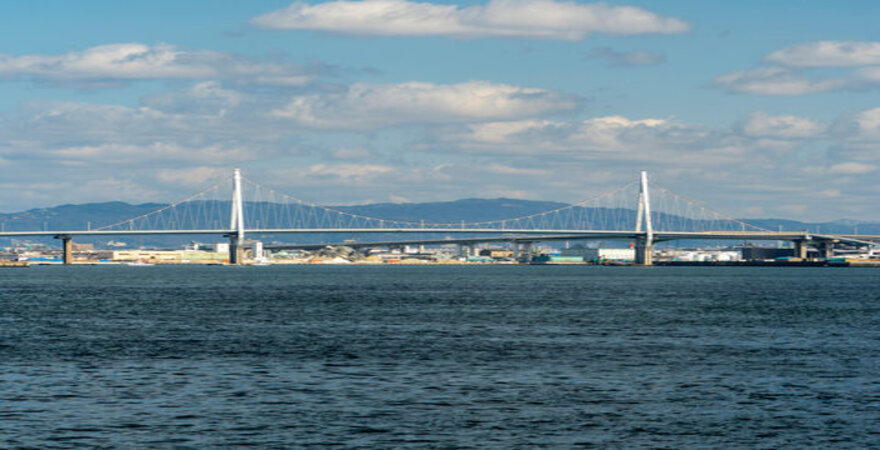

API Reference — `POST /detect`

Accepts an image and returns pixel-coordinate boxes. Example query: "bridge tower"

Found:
[634,171,654,265]
[228,168,245,265]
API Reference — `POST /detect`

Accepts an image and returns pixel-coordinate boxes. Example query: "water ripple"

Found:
[0,265,878,447]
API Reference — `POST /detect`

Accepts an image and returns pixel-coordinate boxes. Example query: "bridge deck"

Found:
[2,228,876,245]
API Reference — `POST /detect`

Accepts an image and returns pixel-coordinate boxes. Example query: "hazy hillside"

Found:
[337,198,568,223]
[0,202,165,233]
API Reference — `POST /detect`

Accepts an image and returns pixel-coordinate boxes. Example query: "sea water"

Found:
[1,265,878,447]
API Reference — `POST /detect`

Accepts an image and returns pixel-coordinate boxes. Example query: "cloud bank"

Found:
[0,43,320,87]
[270,81,581,128]
[765,41,880,67]
[0,78,875,219]
[742,112,826,139]
[251,0,690,40]
[715,41,880,95]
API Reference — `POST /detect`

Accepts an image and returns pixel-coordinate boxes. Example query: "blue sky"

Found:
[0,0,878,221]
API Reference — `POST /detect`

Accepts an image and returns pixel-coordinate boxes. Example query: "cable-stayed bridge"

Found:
[1,169,877,265]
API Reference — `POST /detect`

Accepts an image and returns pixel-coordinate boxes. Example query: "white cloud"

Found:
[0,43,319,87]
[12,102,170,144]
[51,142,255,165]
[439,115,783,174]
[833,107,880,144]
[271,81,580,129]
[765,41,880,67]
[447,116,689,155]
[853,66,880,85]
[1,84,877,221]
[157,167,230,187]
[270,163,396,186]
[828,162,877,175]
[251,0,690,40]
[486,163,547,175]
[420,111,880,220]
[565,116,675,152]
[331,147,374,159]
[305,163,394,178]
[0,98,290,172]
[141,82,245,115]
[713,67,842,96]
[742,112,826,138]
[76,177,164,202]
[850,107,880,140]
[825,107,880,165]
[716,41,880,96]
[6,94,289,149]
[458,119,554,144]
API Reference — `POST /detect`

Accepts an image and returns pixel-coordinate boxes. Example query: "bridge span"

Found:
[2,169,876,265]
[261,231,879,262]
[1,228,873,266]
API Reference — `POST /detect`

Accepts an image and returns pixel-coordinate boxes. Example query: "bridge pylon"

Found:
[228,168,245,265]
[634,171,654,265]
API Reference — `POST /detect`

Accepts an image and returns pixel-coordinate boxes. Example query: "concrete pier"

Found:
[228,236,244,265]
[55,235,73,265]
[519,242,533,264]
[634,241,654,266]
[820,241,835,260]
[793,240,808,259]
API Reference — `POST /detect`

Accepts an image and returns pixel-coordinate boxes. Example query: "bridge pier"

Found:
[55,235,73,265]
[793,240,808,259]
[820,241,835,260]
[519,242,533,264]
[634,241,653,266]
[228,236,244,265]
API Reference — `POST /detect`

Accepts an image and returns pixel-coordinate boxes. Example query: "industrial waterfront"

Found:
[3,239,880,267]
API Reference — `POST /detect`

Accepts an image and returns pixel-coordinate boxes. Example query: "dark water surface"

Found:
[1,265,878,448]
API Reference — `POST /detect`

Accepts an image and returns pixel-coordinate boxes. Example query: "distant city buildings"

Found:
[0,239,878,266]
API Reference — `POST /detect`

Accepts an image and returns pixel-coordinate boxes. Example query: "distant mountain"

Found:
[746,218,879,235]
[0,198,568,248]
[1,199,877,249]
[0,202,165,233]
[337,198,567,223]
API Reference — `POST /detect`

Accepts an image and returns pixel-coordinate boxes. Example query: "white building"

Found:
[562,247,635,262]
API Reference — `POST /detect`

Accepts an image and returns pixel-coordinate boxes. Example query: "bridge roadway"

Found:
[2,227,877,265]
[0,228,877,245]
[263,231,880,251]
[1,227,878,242]
[2,228,877,265]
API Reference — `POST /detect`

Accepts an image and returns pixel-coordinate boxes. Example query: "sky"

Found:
[0,0,878,221]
